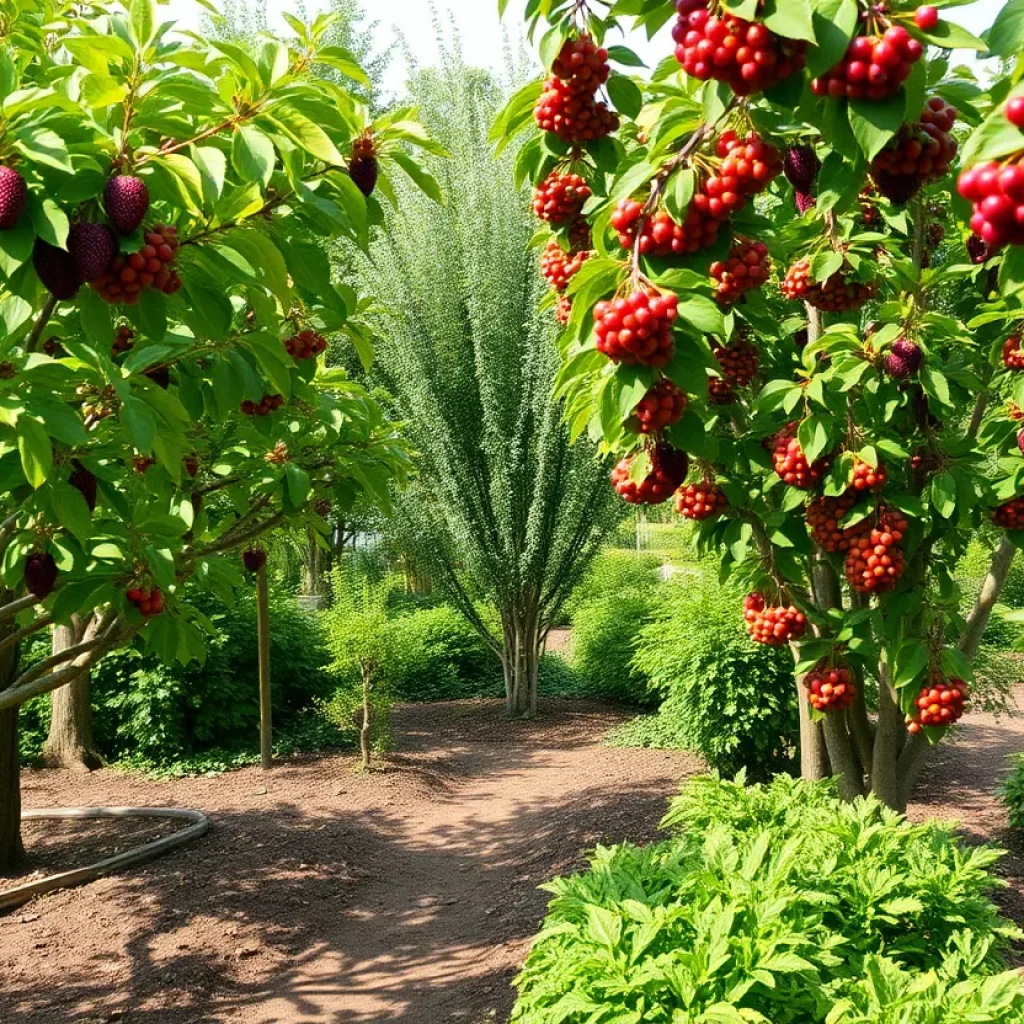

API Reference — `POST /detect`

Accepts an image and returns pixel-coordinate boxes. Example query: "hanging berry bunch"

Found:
[284,328,327,361]
[781,257,877,312]
[708,336,759,404]
[710,238,770,306]
[534,36,619,144]
[675,477,729,520]
[993,496,1024,530]
[594,287,679,367]
[744,592,807,646]
[844,506,909,593]
[806,494,871,553]
[771,422,831,489]
[241,394,285,417]
[805,662,858,712]
[628,378,688,434]
[672,0,807,97]
[811,19,924,102]
[533,171,591,224]
[906,673,968,733]
[870,96,958,204]
[1002,333,1024,370]
[611,443,689,505]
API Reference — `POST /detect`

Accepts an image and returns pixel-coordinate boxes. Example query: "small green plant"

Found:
[998,754,1024,833]
[512,775,1023,1024]
[607,570,797,776]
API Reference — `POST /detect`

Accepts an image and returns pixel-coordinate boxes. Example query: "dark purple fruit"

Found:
[967,234,988,264]
[24,552,58,600]
[242,548,267,573]
[885,338,923,379]
[68,222,116,281]
[68,460,97,512]
[793,328,809,350]
[32,240,81,300]
[651,442,689,484]
[1018,430,1024,456]
[873,169,922,205]
[145,366,170,389]
[0,166,27,230]
[349,155,379,198]
[783,145,820,194]
[104,175,149,234]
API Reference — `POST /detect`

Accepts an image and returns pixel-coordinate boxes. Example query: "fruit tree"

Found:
[0,0,442,868]
[495,0,1024,809]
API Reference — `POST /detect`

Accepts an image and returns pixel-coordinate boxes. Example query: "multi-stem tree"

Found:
[0,0,439,867]
[361,58,619,717]
[496,0,1024,808]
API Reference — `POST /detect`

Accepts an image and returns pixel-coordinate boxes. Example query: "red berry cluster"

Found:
[672,0,807,96]
[958,162,1024,250]
[90,225,181,304]
[534,37,618,143]
[709,336,760,403]
[906,674,968,733]
[844,507,909,594]
[241,394,284,416]
[127,586,164,618]
[675,479,728,520]
[851,457,887,493]
[594,289,678,367]
[781,258,877,312]
[611,444,689,505]
[284,329,327,361]
[630,378,688,433]
[811,25,924,102]
[133,454,155,474]
[743,592,807,646]
[556,295,573,325]
[540,240,591,292]
[611,200,723,257]
[806,493,870,553]
[532,171,591,224]
[870,96,958,204]
[771,422,829,489]
[1003,333,1024,369]
[805,663,858,712]
[994,496,1024,530]
[112,325,134,356]
[713,129,784,204]
[710,238,770,305]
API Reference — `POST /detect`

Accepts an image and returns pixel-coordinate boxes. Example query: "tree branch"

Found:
[0,613,54,658]
[10,614,118,693]
[26,294,58,353]
[960,536,1016,662]
[0,594,40,625]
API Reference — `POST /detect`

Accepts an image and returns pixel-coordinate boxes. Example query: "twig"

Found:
[26,295,58,353]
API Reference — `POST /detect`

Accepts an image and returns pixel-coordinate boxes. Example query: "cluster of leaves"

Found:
[512,773,1024,1023]
[0,0,448,707]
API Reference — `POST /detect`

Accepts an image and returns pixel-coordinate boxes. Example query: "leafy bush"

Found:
[998,754,1024,833]
[512,774,1024,1024]
[607,569,797,776]
[565,549,662,620]
[570,588,658,703]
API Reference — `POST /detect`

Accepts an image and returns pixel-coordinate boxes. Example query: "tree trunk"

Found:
[506,605,542,718]
[300,531,329,609]
[0,613,24,870]
[41,619,102,772]
[360,663,372,770]
[257,562,272,771]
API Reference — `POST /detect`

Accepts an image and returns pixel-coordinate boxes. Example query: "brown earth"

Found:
[1,693,1024,1024]
[0,699,702,1024]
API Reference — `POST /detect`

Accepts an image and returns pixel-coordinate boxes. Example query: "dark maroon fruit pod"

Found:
[68,222,117,281]
[24,552,58,599]
[104,175,150,235]
[242,548,268,573]
[32,240,82,300]
[349,155,379,198]
[68,460,98,511]
[0,166,27,230]
[783,145,820,194]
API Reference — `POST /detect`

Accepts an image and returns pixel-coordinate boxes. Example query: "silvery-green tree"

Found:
[362,56,617,716]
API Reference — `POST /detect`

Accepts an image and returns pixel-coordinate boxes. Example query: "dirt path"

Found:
[4,694,1024,1024]
[0,700,703,1024]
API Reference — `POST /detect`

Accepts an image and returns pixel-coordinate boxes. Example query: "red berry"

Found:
[914,6,939,31]
[710,238,770,306]
[540,239,591,293]
[843,506,909,593]
[629,379,688,433]
[806,493,870,553]
[907,673,967,730]
[994,496,1024,530]
[1007,97,1024,129]
[1003,334,1024,370]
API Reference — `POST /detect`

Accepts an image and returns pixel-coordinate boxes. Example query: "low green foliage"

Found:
[565,549,663,620]
[607,571,797,776]
[570,588,658,703]
[998,754,1024,834]
[512,775,1024,1024]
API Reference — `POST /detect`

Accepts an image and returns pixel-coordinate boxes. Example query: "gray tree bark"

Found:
[42,619,103,772]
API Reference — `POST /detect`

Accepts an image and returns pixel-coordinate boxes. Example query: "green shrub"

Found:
[998,754,1024,833]
[564,549,662,620]
[607,569,797,776]
[512,774,1024,1024]
[569,588,658,703]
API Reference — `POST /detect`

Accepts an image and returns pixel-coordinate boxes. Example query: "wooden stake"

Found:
[257,562,272,770]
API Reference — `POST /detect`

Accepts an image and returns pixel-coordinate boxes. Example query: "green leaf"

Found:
[314,46,371,86]
[121,395,157,452]
[848,93,907,161]
[539,22,569,71]
[585,904,622,948]
[80,74,128,109]
[78,287,113,345]
[961,102,1024,167]
[676,295,724,335]
[265,107,346,166]
[284,463,311,509]
[931,470,957,519]
[231,125,276,190]
[762,0,815,42]
[810,250,844,283]
[607,74,644,120]
[17,416,51,488]
[14,126,73,174]
[51,481,94,541]
[29,196,69,248]
[987,0,1024,58]
[913,18,986,51]
[389,149,444,204]
[130,0,157,49]
[606,45,646,67]
[808,0,858,78]
[664,168,695,223]
[892,642,929,688]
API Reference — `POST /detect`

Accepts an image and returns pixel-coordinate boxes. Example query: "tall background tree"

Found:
[360,53,619,717]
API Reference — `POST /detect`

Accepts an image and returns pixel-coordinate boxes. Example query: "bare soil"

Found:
[2,693,1024,1024]
[0,699,702,1024]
